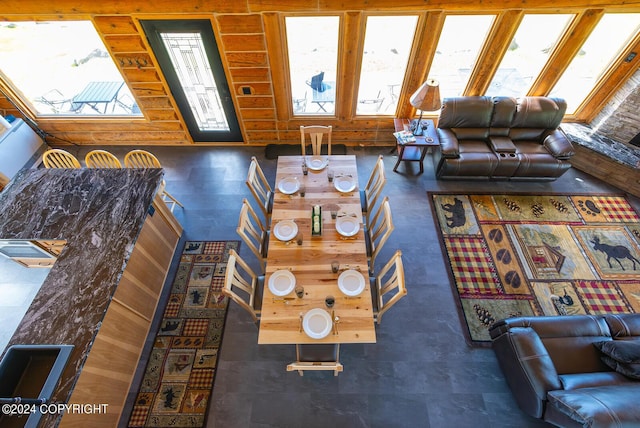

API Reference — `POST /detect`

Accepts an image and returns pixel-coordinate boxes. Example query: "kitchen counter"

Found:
[0,167,181,426]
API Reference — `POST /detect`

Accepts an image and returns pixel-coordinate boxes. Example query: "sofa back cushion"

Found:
[509,97,567,142]
[493,315,612,374]
[512,97,567,127]
[438,96,493,139]
[490,96,517,136]
[604,313,640,339]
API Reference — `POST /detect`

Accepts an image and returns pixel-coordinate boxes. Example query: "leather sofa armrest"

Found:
[489,136,516,153]
[543,129,575,159]
[436,128,460,158]
[491,326,563,418]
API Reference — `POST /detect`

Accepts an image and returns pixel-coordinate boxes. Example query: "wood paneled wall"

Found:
[1,0,639,148]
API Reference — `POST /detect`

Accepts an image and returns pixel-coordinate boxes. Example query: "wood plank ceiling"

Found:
[1,0,639,146]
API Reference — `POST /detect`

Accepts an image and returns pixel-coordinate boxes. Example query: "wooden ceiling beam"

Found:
[5,0,640,16]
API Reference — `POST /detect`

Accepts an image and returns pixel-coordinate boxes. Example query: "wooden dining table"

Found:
[257,155,376,345]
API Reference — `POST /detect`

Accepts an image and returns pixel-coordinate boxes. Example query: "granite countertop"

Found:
[561,123,640,169]
[0,167,162,405]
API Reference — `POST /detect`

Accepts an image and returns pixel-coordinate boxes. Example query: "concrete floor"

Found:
[66,144,638,428]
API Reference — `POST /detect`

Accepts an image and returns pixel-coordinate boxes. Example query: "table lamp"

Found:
[409,79,441,136]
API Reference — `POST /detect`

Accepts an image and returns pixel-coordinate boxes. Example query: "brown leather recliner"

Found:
[434,96,575,180]
[490,314,640,427]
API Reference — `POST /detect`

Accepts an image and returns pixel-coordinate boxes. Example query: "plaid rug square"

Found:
[429,193,640,346]
[127,240,240,427]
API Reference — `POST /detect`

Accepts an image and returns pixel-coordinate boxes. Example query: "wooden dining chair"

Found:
[366,196,394,273]
[286,344,343,376]
[123,149,162,168]
[42,149,81,168]
[245,156,273,224]
[361,155,386,224]
[223,249,263,324]
[237,198,269,274]
[85,150,122,168]
[300,125,332,157]
[371,249,406,324]
[123,149,183,213]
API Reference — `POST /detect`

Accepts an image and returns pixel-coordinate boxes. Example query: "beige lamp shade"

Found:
[410,79,441,112]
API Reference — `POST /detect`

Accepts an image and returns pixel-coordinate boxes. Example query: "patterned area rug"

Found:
[430,193,640,346]
[127,241,240,427]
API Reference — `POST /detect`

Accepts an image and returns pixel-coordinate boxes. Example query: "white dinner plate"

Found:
[273,219,298,241]
[334,175,356,193]
[336,216,360,237]
[307,156,328,171]
[302,308,333,339]
[268,269,296,296]
[338,269,366,296]
[278,177,300,195]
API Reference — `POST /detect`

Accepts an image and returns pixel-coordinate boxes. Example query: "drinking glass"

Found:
[325,295,335,308]
[331,261,339,273]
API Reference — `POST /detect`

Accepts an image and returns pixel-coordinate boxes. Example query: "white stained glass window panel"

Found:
[356,15,418,115]
[429,15,495,98]
[0,21,137,116]
[486,14,574,97]
[161,32,230,131]
[550,13,640,114]
[286,16,340,115]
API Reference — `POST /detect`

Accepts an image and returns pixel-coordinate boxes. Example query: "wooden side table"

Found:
[393,118,440,174]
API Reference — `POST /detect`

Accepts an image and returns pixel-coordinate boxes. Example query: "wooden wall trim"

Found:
[338,11,365,120]
[578,32,640,122]
[466,10,524,96]
[398,11,445,120]
[262,12,288,124]
[529,9,605,95]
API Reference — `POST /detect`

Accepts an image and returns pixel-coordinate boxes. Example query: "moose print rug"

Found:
[430,193,640,346]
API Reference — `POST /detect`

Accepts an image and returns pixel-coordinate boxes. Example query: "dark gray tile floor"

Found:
[68,145,639,428]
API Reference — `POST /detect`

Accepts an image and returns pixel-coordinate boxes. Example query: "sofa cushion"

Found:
[593,340,640,380]
[594,340,640,364]
[558,372,631,390]
[437,142,498,178]
[438,96,493,129]
[491,96,517,128]
[547,385,640,428]
[509,128,548,141]
[605,313,640,338]
[511,97,567,129]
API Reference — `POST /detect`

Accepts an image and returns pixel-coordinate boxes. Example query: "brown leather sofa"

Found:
[490,314,640,428]
[434,96,575,180]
